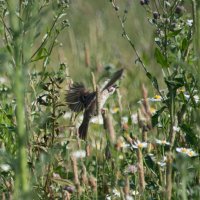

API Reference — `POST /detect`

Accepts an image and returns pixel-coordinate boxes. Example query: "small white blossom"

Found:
[148,95,162,102]
[138,95,162,104]
[184,94,199,103]
[155,139,170,146]
[186,19,193,26]
[186,149,198,157]
[0,164,11,171]
[132,140,147,149]
[176,147,190,154]
[71,150,86,159]
[176,148,198,157]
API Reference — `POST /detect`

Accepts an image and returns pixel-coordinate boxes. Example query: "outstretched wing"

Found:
[66,82,89,112]
[101,68,124,91]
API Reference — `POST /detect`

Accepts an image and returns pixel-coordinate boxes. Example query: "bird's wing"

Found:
[66,82,90,112]
[101,68,124,91]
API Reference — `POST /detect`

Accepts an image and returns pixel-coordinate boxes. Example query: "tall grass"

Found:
[0,0,199,199]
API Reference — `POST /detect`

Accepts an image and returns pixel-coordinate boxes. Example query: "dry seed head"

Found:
[86,143,90,157]
[123,177,130,196]
[88,175,97,190]
[137,148,145,192]
[81,165,88,185]
[71,156,79,186]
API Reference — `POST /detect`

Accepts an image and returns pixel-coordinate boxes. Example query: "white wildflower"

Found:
[155,139,170,146]
[176,147,198,157]
[132,140,147,149]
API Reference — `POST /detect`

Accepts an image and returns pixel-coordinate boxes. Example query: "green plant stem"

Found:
[165,153,172,200]
[169,90,176,149]
[192,0,200,73]
[7,0,29,197]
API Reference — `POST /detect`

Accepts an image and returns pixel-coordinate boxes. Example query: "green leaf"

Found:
[180,124,198,146]
[168,29,182,37]
[154,48,169,68]
[181,38,188,53]
[152,106,167,127]
[146,72,159,91]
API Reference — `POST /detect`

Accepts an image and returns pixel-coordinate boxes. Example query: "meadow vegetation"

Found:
[0,0,200,199]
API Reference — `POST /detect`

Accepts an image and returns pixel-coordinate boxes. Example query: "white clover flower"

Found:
[71,150,86,159]
[176,147,198,157]
[173,126,180,132]
[155,139,170,146]
[132,140,147,149]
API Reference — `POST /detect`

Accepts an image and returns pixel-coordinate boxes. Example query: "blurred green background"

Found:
[52,0,161,106]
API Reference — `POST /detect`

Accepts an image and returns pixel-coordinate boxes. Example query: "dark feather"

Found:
[102,68,124,91]
[66,82,90,112]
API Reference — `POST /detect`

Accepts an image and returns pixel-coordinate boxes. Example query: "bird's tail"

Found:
[78,114,90,140]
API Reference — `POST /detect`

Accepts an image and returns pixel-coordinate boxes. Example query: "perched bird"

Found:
[66,68,124,139]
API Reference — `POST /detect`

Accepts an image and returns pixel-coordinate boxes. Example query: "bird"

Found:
[66,68,124,139]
